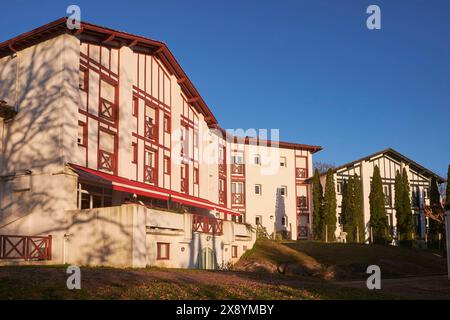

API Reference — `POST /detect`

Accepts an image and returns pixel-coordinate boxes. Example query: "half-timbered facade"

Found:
[0,18,320,267]
[317,148,445,241]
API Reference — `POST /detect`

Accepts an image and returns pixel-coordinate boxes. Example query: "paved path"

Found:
[338,274,450,299]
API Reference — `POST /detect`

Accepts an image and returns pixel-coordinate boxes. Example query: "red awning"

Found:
[69,163,241,216]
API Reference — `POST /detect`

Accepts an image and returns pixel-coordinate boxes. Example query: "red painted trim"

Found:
[156,242,170,260]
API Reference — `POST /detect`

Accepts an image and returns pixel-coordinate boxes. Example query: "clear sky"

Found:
[2,0,449,177]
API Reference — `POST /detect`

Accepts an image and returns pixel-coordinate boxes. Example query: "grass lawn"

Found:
[238,240,447,280]
[0,265,398,300]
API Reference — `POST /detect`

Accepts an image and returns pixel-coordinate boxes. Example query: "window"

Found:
[163,115,171,133]
[145,104,157,140]
[163,156,170,174]
[145,150,155,167]
[255,216,262,226]
[132,142,137,164]
[383,185,392,206]
[194,167,199,184]
[77,183,113,210]
[98,130,116,172]
[79,68,88,91]
[99,79,117,121]
[78,121,86,146]
[157,242,170,260]
[232,182,244,194]
[279,186,287,197]
[231,245,238,258]
[280,157,287,167]
[232,153,244,164]
[255,184,262,195]
[132,96,138,117]
[254,154,261,165]
[297,196,307,209]
[337,182,342,194]
[194,130,199,148]
[281,215,288,227]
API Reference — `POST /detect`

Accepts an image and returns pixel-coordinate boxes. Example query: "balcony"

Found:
[180,178,188,193]
[144,166,157,184]
[99,98,116,122]
[296,168,307,179]
[231,164,244,175]
[192,214,223,235]
[98,150,115,173]
[232,193,244,205]
[219,190,226,204]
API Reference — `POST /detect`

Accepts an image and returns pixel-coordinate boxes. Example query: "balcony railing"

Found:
[296,168,307,178]
[231,164,244,175]
[99,98,115,122]
[144,166,156,184]
[296,196,308,209]
[192,214,223,235]
[180,178,188,193]
[218,162,226,174]
[145,121,156,140]
[219,190,226,204]
[232,193,244,205]
[0,235,52,260]
[99,150,115,173]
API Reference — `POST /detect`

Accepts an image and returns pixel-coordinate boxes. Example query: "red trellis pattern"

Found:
[145,119,156,140]
[298,227,308,240]
[180,178,188,193]
[232,193,244,205]
[99,150,115,172]
[231,164,244,175]
[144,166,156,184]
[192,215,223,235]
[0,235,52,260]
[100,98,115,121]
[296,168,307,178]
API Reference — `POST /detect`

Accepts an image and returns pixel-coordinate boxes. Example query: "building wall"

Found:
[65,204,254,268]
[0,34,80,263]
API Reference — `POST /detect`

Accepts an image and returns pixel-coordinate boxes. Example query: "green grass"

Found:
[0,265,397,300]
[238,240,447,280]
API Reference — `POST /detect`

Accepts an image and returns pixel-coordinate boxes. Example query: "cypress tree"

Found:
[341,178,352,242]
[353,174,365,243]
[428,176,442,246]
[401,168,414,241]
[369,165,388,244]
[312,169,324,240]
[323,168,337,241]
[446,165,450,208]
[394,170,405,239]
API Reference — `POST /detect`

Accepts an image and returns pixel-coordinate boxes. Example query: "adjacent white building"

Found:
[0,18,321,267]
[316,148,445,241]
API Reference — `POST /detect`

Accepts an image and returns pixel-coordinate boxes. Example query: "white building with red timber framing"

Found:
[0,18,321,268]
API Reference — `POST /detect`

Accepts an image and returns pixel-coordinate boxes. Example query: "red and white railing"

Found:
[0,235,52,260]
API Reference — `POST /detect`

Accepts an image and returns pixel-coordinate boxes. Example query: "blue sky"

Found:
[2,0,449,177]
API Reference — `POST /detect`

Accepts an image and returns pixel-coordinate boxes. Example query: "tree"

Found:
[353,174,365,243]
[341,176,357,242]
[314,161,335,174]
[312,169,324,240]
[394,170,404,239]
[400,168,414,241]
[446,165,450,208]
[429,176,444,247]
[341,174,365,243]
[323,169,337,241]
[369,165,388,244]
